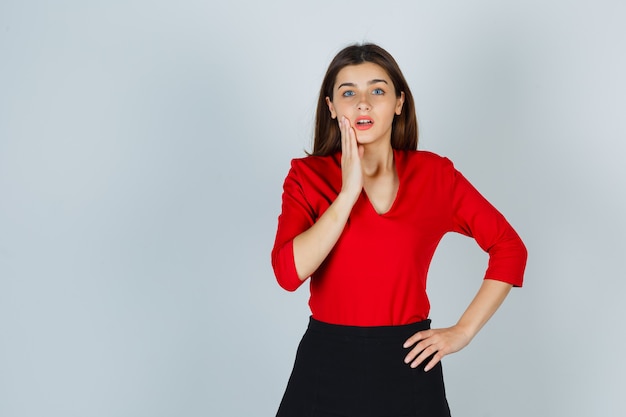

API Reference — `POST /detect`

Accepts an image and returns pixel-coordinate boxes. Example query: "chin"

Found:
[355,135,380,145]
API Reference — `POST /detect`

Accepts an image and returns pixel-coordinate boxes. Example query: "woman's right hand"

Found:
[339,116,364,203]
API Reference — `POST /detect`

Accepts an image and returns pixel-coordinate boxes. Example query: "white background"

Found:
[1,1,625,416]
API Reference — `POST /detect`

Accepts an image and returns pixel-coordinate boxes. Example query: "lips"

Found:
[354,116,374,131]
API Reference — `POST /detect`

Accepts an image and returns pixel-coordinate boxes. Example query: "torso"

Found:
[272,149,526,326]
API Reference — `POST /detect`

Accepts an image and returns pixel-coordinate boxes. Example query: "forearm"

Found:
[455,279,513,341]
[403,278,513,371]
[292,191,357,280]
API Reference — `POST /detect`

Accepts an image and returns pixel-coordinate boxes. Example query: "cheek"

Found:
[334,102,356,116]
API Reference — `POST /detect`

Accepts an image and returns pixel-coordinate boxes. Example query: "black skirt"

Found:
[276,317,451,417]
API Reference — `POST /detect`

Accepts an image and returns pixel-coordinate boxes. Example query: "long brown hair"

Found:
[311,43,418,155]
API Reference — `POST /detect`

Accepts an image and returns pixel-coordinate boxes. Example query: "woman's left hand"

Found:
[402,326,472,372]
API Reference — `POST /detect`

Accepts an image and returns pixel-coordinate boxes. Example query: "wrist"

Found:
[453,321,478,343]
[337,188,360,206]
[339,182,363,200]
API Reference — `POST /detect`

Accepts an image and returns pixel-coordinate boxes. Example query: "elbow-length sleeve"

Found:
[271,160,316,291]
[447,160,528,286]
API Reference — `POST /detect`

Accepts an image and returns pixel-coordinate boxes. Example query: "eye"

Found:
[372,88,385,95]
[342,90,355,97]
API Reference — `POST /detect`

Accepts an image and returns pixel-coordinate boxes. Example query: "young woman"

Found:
[271,43,527,417]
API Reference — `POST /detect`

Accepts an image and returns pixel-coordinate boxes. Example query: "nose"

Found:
[357,95,371,111]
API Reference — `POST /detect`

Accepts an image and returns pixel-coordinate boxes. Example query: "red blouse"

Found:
[271,149,527,326]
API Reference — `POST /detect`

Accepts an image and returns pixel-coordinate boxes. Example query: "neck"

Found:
[360,142,395,177]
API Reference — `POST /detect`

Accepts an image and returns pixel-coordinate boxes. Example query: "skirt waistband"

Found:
[307,316,431,340]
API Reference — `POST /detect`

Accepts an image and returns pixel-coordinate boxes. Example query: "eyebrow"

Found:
[337,79,389,89]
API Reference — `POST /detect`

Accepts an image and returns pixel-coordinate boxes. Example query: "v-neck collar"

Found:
[361,148,403,217]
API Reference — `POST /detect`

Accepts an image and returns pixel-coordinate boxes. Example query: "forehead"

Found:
[334,62,392,86]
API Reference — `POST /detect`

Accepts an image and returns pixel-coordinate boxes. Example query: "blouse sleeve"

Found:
[271,160,316,291]
[447,159,528,286]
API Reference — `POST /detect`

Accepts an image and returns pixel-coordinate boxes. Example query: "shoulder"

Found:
[395,150,460,195]
[290,152,341,175]
[283,152,342,190]
[397,149,455,172]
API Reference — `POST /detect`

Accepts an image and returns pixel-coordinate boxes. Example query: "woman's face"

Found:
[326,62,404,146]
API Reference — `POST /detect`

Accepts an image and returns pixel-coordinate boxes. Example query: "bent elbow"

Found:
[271,241,306,292]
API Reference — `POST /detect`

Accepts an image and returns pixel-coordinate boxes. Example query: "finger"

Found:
[347,118,356,146]
[341,117,350,159]
[403,330,429,348]
[410,345,439,369]
[345,117,354,150]
[403,332,441,365]
[423,352,443,372]
[340,116,346,155]
[403,339,429,364]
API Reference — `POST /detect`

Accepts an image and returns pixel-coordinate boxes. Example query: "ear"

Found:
[395,91,405,115]
[325,96,337,119]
